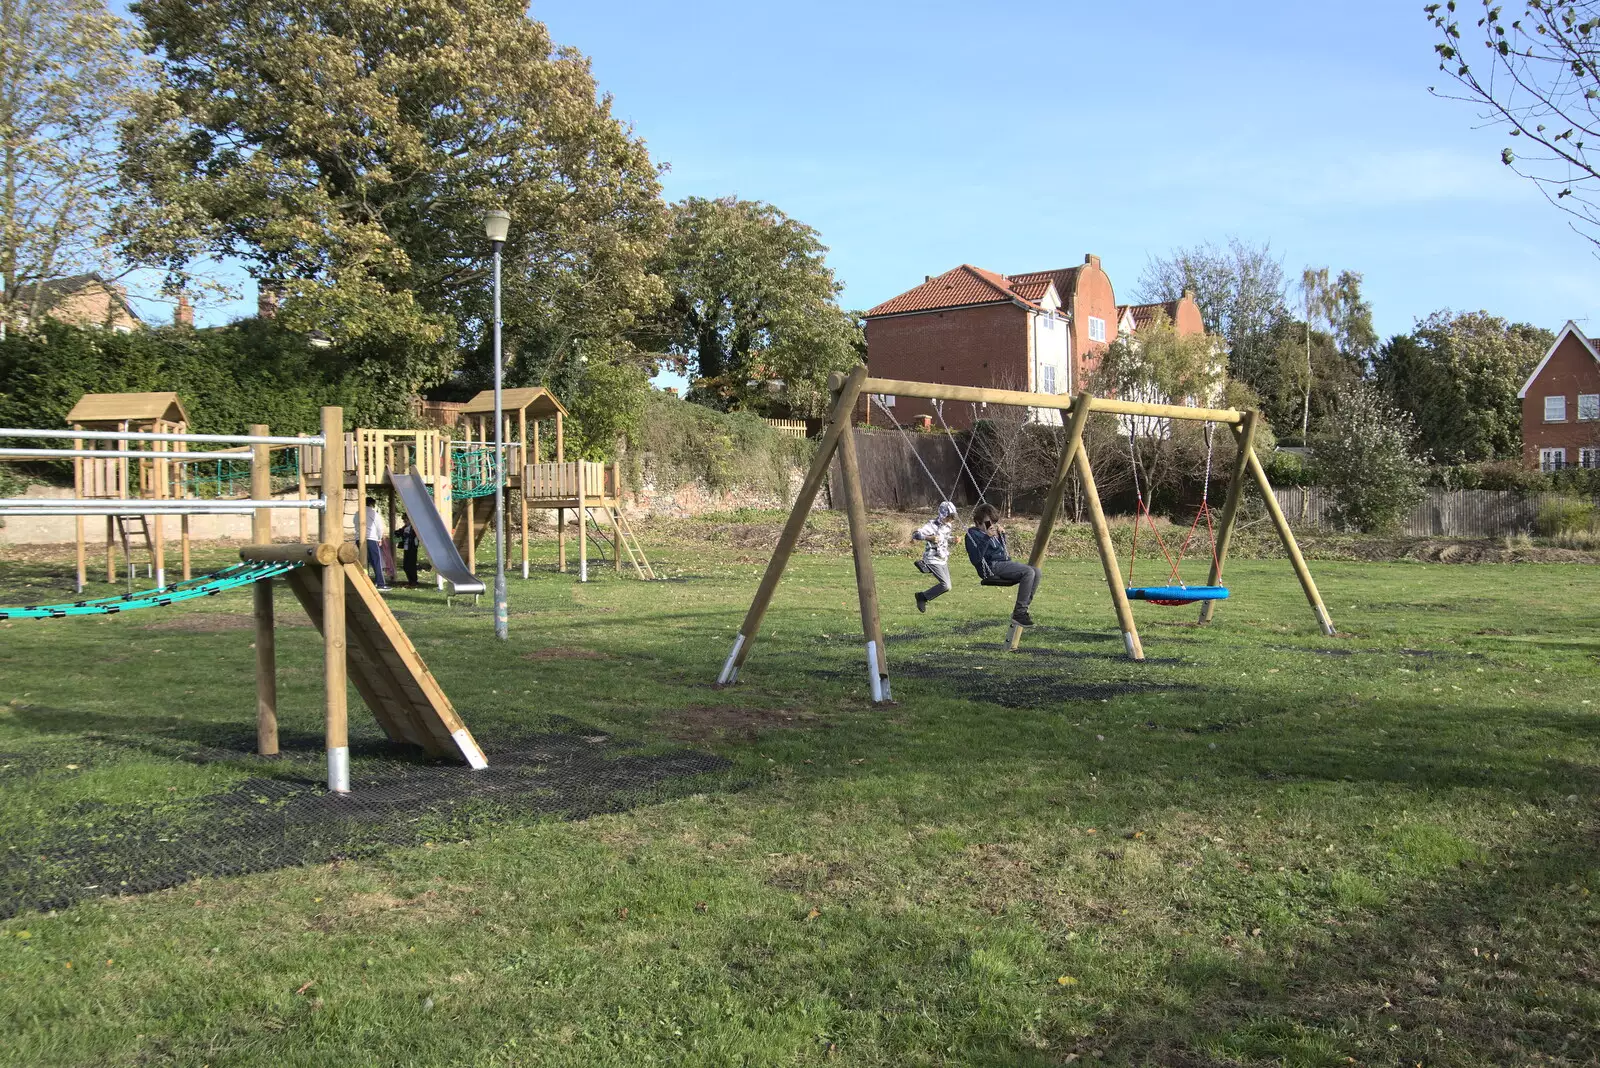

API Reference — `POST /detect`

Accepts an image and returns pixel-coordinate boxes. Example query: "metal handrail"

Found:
[0,428,324,446]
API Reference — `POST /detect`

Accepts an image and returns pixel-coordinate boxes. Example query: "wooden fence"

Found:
[829,428,979,512]
[1272,487,1592,538]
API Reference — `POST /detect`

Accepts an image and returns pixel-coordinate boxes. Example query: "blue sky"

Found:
[166,1,1594,371]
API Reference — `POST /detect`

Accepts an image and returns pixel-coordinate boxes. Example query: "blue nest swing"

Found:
[1125,585,1230,606]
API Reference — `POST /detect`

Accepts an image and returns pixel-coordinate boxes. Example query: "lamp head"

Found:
[484,209,511,244]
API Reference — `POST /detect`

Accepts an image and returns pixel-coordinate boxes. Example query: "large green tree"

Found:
[1135,237,1290,390]
[643,196,860,416]
[119,0,664,405]
[0,0,139,334]
[1372,310,1552,463]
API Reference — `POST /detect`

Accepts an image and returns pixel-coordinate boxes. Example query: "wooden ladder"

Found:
[610,507,656,580]
[115,514,154,585]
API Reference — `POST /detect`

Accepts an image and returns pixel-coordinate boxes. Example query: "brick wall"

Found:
[861,302,1029,428]
[1522,332,1600,466]
[1067,254,1118,390]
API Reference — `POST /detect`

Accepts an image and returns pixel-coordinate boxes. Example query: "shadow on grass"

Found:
[1,710,745,919]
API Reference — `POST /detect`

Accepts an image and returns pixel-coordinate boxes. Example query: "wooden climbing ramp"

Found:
[271,548,487,768]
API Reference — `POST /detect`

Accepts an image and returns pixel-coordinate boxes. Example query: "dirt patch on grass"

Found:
[660,704,824,744]
[521,647,611,661]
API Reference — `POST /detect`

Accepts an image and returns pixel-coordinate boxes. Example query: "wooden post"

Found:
[1075,445,1144,660]
[1007,392,1094,651]
[434,436,450,589]
[355,430,367,579]
[837,417,891,702]
[151,436,166,587]
[718,365,868,686]
[556,412,566,572]
[519,409,529,579]
[73,426,85,592]
[1245,445,1336,636]
[254,577,278,756]
[610,461,622,575]
[105,514,115,584]
[1198,412,1258,624]
[181,516,191,580]
[319,407,345,545]
[297,455,309,544]
[318,406,349,793]
[250,425,272,546]
[577,467,588,582]
[466,495,477,574]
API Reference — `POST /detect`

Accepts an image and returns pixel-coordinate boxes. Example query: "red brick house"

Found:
[1117,293,1205,338]
[861,255,1121,428]
[1518,320,1600,471]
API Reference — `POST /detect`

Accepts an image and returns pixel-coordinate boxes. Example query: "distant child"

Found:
[394,517,420,587]
[964,503,1041,626]
[358,496,391,592]
[911,500,959,612]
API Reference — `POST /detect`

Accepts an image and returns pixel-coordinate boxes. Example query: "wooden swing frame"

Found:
[717,365,1336,703]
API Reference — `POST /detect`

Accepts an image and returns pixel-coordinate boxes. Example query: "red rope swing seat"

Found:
[1125,421,1230,607]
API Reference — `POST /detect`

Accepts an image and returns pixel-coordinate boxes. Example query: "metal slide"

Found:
[387,471,486,596]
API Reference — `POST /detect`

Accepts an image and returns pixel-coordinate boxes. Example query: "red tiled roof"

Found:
[1008,278,1054,303]
[1009,267,1083,302]
[1125,300,1180,331]
[865,264,1047,317]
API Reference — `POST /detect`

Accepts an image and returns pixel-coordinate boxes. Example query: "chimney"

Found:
[257,283,281,320]
[924,275,932,283]
[174,292,194,328]
[1084,253,1101,269]
[1182,288,1196,301]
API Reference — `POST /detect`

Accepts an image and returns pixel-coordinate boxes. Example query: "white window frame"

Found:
[1540,447,1567,471]
[1581,447,1600,469]
[1039,364,1056,394]
[876,394,895,408]
[1545,395,1567,422]
[1087,316,1106,343]
[1039,313,1055,330]
[1579,393,1599,421]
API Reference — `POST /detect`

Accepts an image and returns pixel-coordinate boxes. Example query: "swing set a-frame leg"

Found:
[1077,445,1145,660]
[717,366,868,687]
[1198,411,1258,624]
[836,414,891,702]
[1245,444,1336,637]
[1007,392,1094,651]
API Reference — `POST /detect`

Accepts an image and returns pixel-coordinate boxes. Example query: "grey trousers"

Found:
[917,558,952,601]
[986,560,1040,611]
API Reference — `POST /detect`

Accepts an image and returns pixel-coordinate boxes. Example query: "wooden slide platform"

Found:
[284,561,487,768]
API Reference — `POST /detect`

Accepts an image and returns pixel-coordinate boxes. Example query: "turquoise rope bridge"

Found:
[0,561,300,620]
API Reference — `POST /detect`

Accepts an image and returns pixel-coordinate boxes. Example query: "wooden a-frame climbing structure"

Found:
[717,365,1336,704]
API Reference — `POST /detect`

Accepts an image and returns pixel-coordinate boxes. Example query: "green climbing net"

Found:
[450,443,504,499]
[0,560,300,620]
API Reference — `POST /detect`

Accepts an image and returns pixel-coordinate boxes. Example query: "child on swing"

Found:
[964,503,1040,627]
[910,500,959,613]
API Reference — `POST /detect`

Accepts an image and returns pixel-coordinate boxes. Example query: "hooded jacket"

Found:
[964,525,1009,579]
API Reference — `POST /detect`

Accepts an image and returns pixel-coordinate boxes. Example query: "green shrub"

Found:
[631,392,812,499]
[1311,383,1425,534]
[0,320,385,437]
[1535,496,1595,537]
[1262,448,1311,488]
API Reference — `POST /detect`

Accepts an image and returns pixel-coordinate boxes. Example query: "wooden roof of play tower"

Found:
[65,392,189,426]
[459,387,567,420]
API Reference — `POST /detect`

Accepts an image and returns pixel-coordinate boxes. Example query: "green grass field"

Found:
[1,525,1596,1066]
